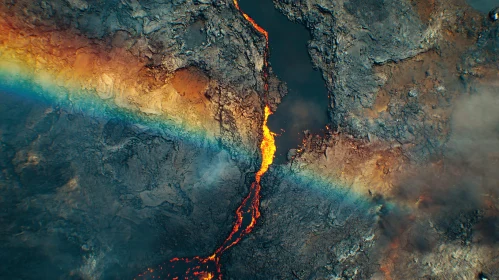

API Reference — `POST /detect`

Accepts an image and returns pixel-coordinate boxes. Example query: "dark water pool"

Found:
[238,0,330,164]
[466,0,498,13]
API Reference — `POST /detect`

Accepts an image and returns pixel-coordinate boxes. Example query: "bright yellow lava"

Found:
[255,105,276,183]
[201,273,214,280]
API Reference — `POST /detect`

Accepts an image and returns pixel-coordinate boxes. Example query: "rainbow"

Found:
[0,10,383,207]
[0,14,241,156]
[0,66,218,149]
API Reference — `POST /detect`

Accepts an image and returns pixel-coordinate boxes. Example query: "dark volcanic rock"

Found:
[459,22,499,85]
[1,0,499,279]
[1,0,289,155]
[224,168,378,279]
[273,0,485,160]
[0,0,285,278]
[0,91,250,278]
[273,0,428,135]
[1,0,268,92]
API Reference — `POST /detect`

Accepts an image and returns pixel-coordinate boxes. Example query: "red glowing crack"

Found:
[137,1,275,279]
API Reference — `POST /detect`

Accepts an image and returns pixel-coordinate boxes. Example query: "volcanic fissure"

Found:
[136,1,276,279]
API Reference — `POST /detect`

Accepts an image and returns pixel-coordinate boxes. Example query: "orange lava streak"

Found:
[255,106,276,183]
[233,0,270,94]
[233,0,269,42]
[212,108,275,256]
[138,2,276,279]
[211,1,276,256]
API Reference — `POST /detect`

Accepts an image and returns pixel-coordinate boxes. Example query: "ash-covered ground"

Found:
[1,0,499,279]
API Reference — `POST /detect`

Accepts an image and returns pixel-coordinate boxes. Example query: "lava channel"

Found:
[136,1,276,279]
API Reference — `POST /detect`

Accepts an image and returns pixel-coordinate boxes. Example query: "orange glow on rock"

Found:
[0,13,220,139]
[233,0,268,41]
[212,108,275,256]
[256,106,276,183]
[234,0,270,93]
[138,2,276,279]
[210,1,276,257]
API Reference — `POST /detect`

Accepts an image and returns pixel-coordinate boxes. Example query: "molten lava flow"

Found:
[233,0,268,42]
[210,0,276,258]
[213,106,275,256]
[136,256,221,280]
[255,106,276,183]
[233,0,270,93]
[137,2,275,279]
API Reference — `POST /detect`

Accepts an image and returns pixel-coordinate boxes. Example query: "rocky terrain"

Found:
[1,0,289,153]
[273,0,485,159]
[0,0,275,278]
[0,90,250,279]
[0,0,498,279]
[269,0,499,278]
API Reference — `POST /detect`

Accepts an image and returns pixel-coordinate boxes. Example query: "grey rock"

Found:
[0,92,249,279]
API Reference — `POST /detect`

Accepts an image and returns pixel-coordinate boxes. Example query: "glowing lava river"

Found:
[136,1,275,279]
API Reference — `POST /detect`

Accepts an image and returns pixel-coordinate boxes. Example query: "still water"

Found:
[238,0,330,164]
[466,0,498,13]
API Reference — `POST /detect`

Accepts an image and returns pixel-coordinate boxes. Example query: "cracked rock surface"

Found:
[273,0,486,160]
[0,91,253,279]
[225,167,378,280]
[1,0,499,279]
